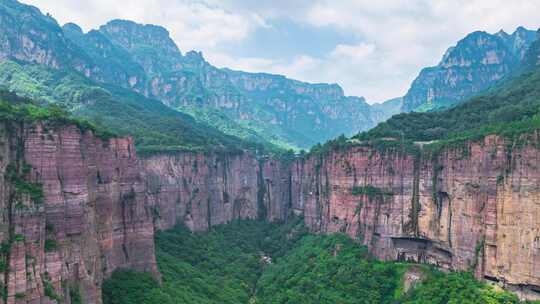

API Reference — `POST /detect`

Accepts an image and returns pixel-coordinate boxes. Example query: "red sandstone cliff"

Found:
[0,120,290,304]
[0,122,156,304]
[134,134,540,300]
[4,118,540,302]
[292,135,540,299]
[141,153,290,231]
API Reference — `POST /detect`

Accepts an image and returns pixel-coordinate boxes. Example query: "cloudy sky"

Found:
[23,0,540,103]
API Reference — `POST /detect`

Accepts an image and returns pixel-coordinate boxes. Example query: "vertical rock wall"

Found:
[141,153,290,231]
[4,119,540,302]
[292,135,540,299]
[0,122,157,304]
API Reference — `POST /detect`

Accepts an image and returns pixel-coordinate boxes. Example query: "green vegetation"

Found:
[357,67,540,148]
[44,239,58,252]
[42,272,61,302]
[102,219,308,304]
[153,219,307,303]
[307,133,420,159]
[0,61,277,155]
[177,105,299,151]
[0,90,115,140]
[102,270,170,304]
[0,242,10,274]
[351,185,393,197]
[256,233,400,303]
[5,162,44,205]
[69,285,82,304]
[308,134,352,156]
[0,259,6,273]
[102,220,533,304]
[400,272,522,304]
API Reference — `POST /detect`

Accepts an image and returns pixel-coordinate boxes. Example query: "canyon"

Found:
[2,121,540,303]
[1,1,539,303]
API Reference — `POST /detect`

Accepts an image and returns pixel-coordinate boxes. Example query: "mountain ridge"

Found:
[0,0,399,149]
[401,27,538,112]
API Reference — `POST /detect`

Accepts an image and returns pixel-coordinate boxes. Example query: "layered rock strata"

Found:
[142,134,540,299]
[0,122,156,304]
[291,135,540,299]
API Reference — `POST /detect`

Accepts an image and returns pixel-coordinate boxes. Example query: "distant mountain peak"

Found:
[101,19,172,39]
[185,50,205,61]
[99,19,181,56]
[62,22,83,35]
[0,0,403,148]
[495,29,509,38]
[515,25,529,33]
[402,26,537,112]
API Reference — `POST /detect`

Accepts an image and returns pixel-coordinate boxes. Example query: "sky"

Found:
[23,0,540,103]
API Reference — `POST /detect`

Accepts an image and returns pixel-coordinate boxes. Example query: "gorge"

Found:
[3,117,540,303]
[2,0,540,303]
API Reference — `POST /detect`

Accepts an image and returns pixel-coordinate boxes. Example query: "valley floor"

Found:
[102,219,533,304]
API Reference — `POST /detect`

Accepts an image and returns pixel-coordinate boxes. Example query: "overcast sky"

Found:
[23,0,540,103]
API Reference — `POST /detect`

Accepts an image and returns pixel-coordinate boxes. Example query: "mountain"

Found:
[369,97,403,121]
[0,60,270,154]
[5,1,540,303]
[0,0,396,150]
[0,1,284,153]
[357,32,540,145]
[87,19,393,149]
[5,60,540,301]
[401,27,537,112]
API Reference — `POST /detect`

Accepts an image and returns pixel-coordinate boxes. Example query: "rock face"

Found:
[4,118,540,301]
[92,20,388,148]
[291,135,540,299]
[141,153,290,231]
[0,122,157,304]
[402,28,537,112]
[140,134,540,300]
[0,0,87,70]
[0,119,291,303]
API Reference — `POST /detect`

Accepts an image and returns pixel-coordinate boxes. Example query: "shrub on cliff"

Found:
[0,93,115,140]
[102,270,171,304]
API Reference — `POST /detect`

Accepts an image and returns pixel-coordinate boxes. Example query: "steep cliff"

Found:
[139,134,540,300]
[141,152,290,231]
[4,118,540,301]
[291,136,540,299]
[0,121,157,304]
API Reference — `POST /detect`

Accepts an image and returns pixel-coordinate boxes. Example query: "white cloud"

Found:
[331,43,376,61]
[297,0,540,101]
[22,0,260,51]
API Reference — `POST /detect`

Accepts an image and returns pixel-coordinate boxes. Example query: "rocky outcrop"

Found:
[139,133,540,300]
[0,122,157,304]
